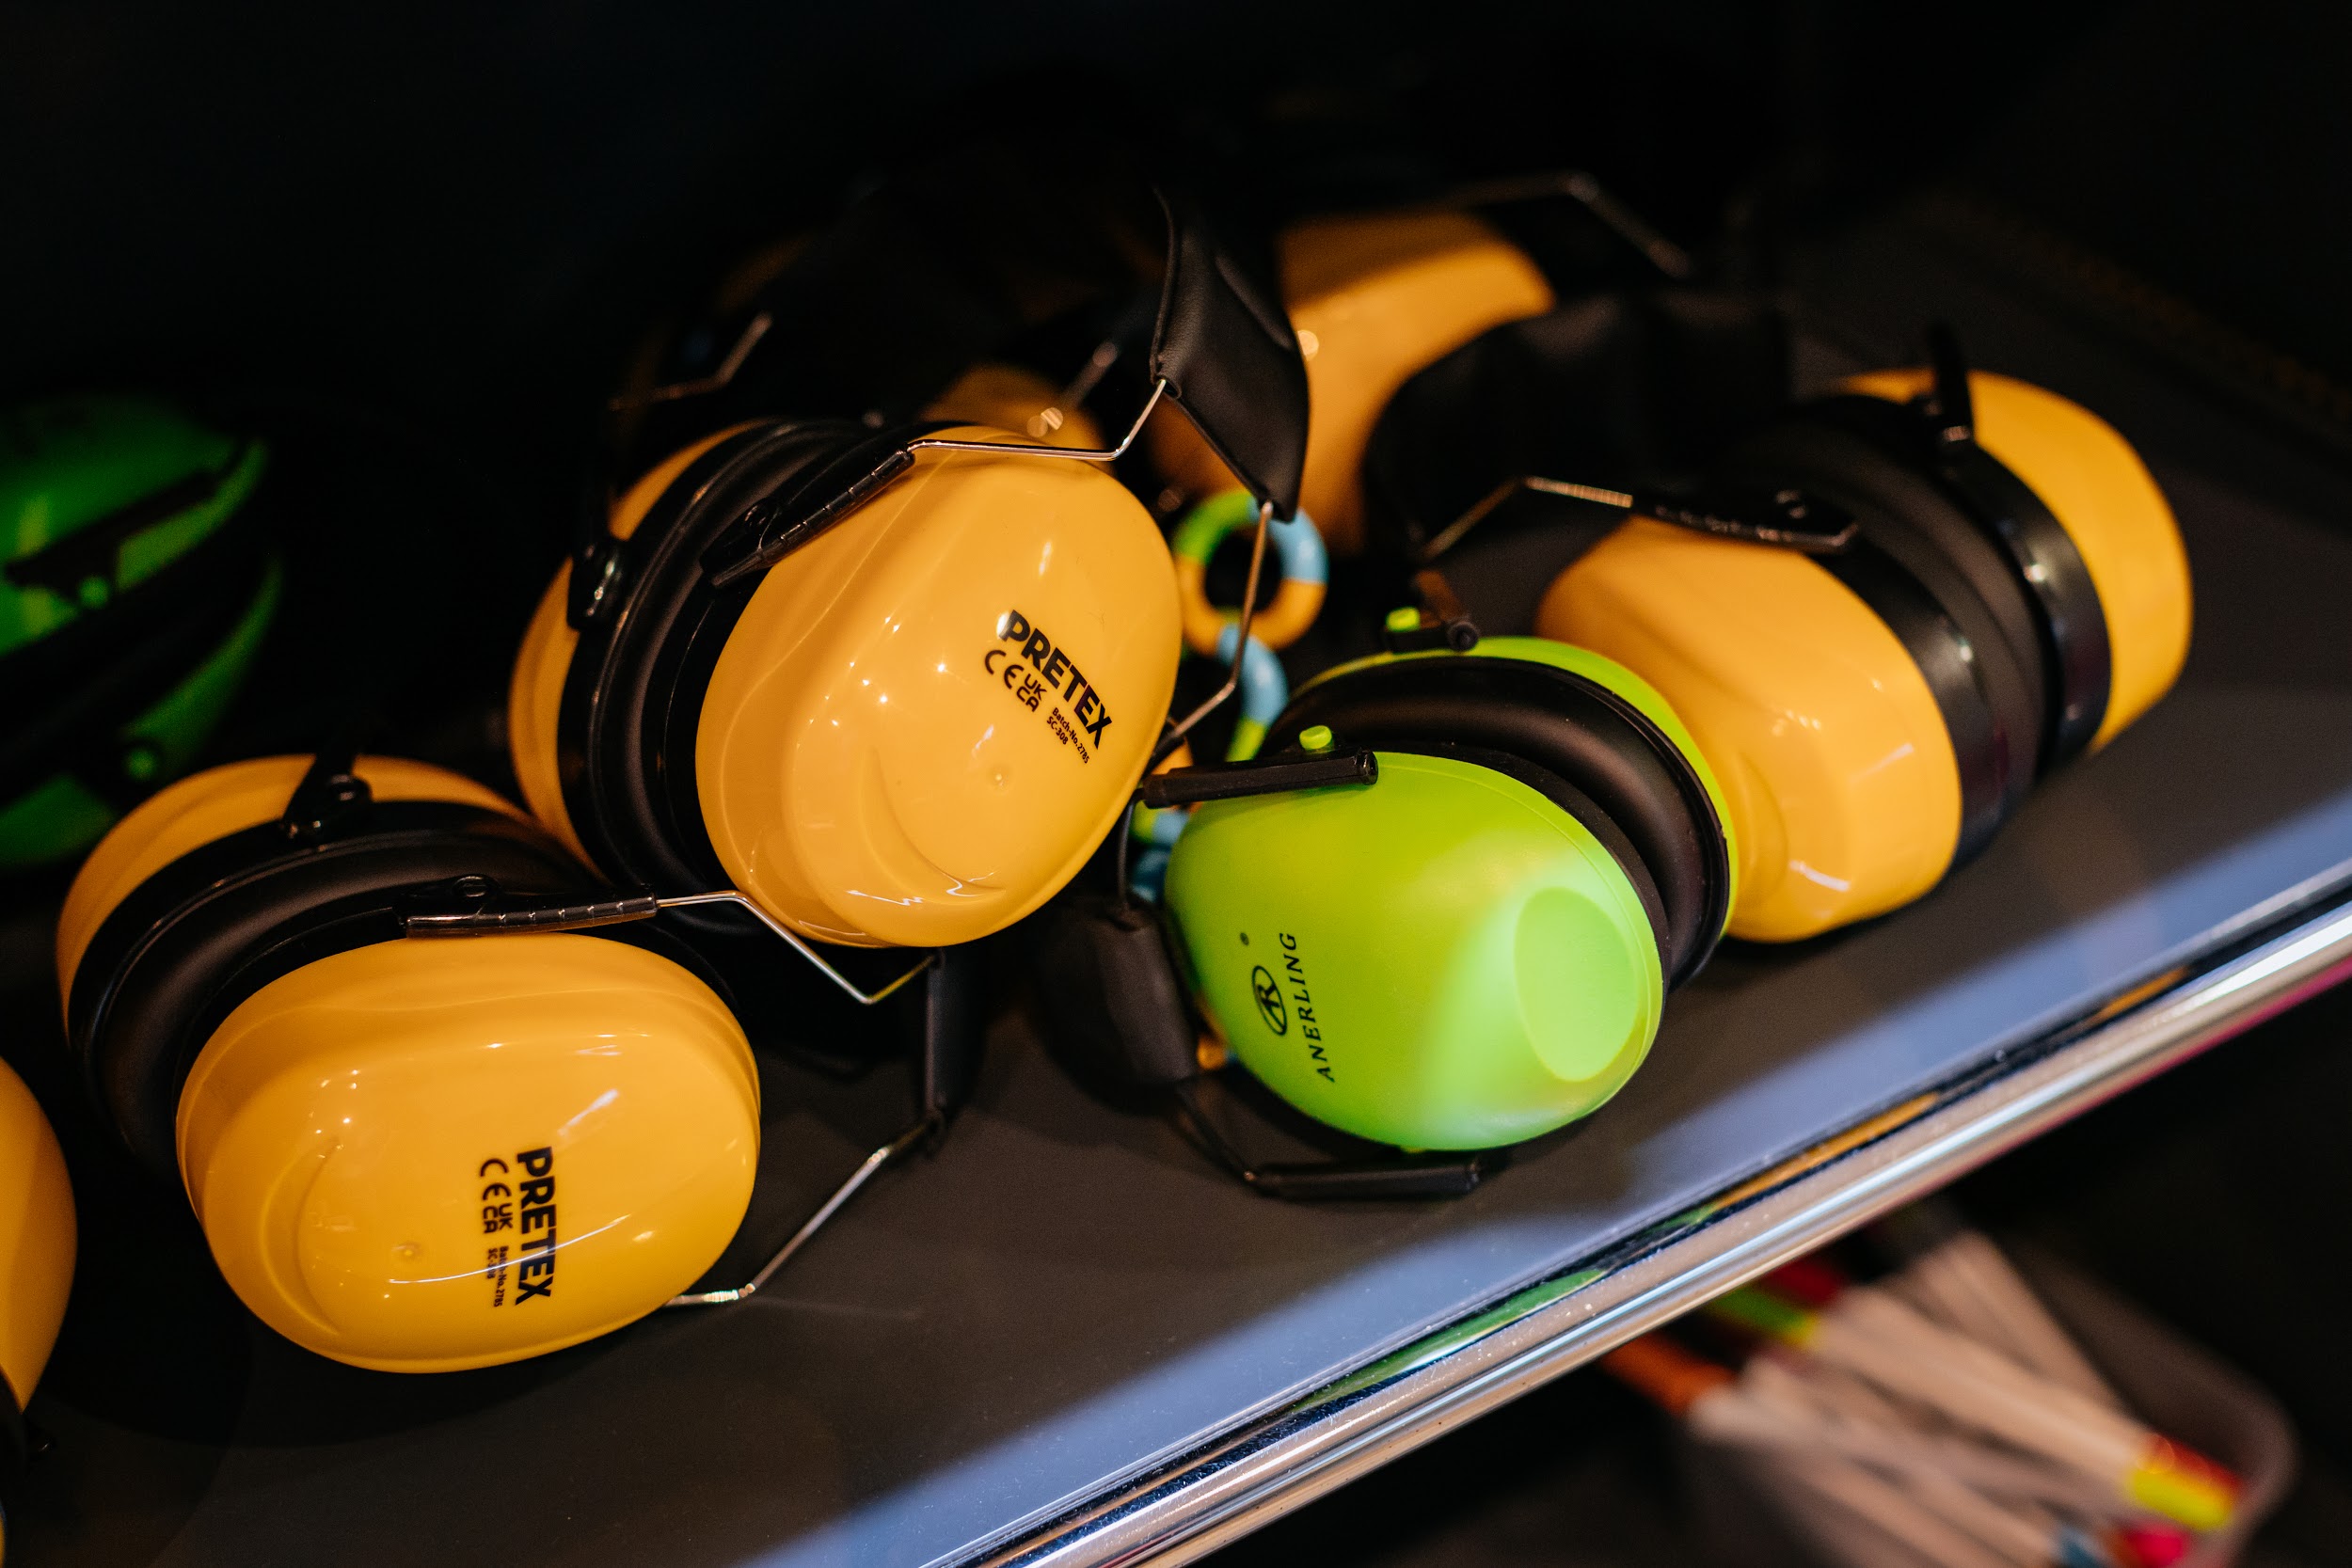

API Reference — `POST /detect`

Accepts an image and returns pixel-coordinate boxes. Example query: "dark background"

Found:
[9,0,2351,767]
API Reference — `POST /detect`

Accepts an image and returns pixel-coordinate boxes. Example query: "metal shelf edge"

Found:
[961,885,2352,1568]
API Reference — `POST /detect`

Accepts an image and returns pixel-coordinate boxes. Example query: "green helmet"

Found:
[1163,637,1735,1150]
[0,397,281,870]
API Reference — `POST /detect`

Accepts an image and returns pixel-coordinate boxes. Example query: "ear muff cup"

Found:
[58,756,759,1374]
[1163,748,1671,1150]
[1721,416,2046,850]
[523,417,1184,949]
[1263,651,1730,985]
[0,1056,74,1430]
[66,798,598,1177]
[554,420,881,895]
[1839,369,2190,754]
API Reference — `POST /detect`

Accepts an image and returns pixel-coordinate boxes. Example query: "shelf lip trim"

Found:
[958,879,2352,1568]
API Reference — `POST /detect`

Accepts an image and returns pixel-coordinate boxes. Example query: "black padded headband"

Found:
[612,166,1308,523]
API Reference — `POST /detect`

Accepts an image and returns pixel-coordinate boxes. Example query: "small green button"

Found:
[1299,724,1334,753]
[1384,606,1422,633]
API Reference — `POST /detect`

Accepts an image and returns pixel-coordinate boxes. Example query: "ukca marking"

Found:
[987,609,1112,754]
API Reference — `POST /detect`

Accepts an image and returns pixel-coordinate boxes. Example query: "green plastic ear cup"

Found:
[1161,636,1735,1151]
[1311,635,1740,915]
[1165,752,1665,1151]
[0,397,279,871]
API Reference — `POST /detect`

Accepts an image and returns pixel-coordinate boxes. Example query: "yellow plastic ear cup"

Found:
[1537,520,1963,942]
[175,932,756,1374]
[0,1057,75,1417]
[508,427,758,863]
[1149,212,1554,553]
[1840,370,2191,748]
[695,430,1181,946]
[924,364,1105,450]
[56,754,528,1003]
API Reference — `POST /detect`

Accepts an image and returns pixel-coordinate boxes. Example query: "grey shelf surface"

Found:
[14,209,2352,1568]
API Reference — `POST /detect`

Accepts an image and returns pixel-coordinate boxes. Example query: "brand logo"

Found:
[1280,932,1334,1082]
[1251,965,1287,1035]
[993,610,1114,744]
[513,1147,558,1302]
[475,1146,557,1306]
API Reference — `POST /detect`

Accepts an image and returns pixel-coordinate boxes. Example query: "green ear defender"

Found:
[1161,636,1735,1151]
[0,397,281,872]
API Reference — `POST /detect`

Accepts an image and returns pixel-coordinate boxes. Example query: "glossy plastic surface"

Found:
[0,1058,74,1412]
[177,933,757,1373]
[1311,634,1741,911]
[1168,751,1662,1149]
[1150,212,1553,552]
[1538,521,1962,941]
[696,429,1178,947]
[56,754,529,1003]
[1843,369,2193,749]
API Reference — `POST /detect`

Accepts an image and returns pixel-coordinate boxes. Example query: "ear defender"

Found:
[1160,636,1735,1150]
[509,422,1183,949]
[510,188,1310,953]
[1536,338,2192,941]
[56,754,758,1373]
[0,396,281,872]
[2,1054,75,1532]
[1149,211,1554,555]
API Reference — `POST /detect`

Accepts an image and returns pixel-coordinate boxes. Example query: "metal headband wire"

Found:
[664,1119,934,1307]
[1113,499,1273,907]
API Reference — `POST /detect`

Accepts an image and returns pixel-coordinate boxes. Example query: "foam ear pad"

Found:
[557,419,879,894]
[1723,415,2047,833]
[1263,655,1727,985]
[69,805,591,1177]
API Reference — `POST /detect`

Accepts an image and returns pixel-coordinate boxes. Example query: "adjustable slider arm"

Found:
[1138,750,1377,808]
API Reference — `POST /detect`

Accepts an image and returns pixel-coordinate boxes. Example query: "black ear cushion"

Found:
[69,807,591,1178]
[1723,415,2046,826]
[1263,655,1729,987]
[1361,288,1792,568]
[557,419,878,894]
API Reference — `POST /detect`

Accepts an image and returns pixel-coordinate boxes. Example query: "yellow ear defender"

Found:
[1535,332,2191,939]
[1149,210,1554,555]
[56,752,759,1373]
[510,187,1310,953]
[2,1055,74,1554]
